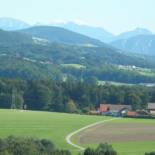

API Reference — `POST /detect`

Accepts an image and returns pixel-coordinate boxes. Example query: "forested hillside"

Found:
[0,29,155,83]
[0,29,33,45]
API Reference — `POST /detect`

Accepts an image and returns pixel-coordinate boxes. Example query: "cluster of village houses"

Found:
[90,103,155,118]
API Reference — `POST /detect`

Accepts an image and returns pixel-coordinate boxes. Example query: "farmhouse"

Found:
[99,104,131,116]
[147,103,155,115]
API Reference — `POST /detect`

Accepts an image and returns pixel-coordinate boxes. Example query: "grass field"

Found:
[0,109,155,155]
[0,109,109,154]
[74,118,155,155]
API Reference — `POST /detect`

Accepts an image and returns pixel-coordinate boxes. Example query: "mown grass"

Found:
[1,110,155,155]
[0,109,109,154]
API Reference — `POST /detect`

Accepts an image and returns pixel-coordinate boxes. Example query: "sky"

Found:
[0,0,155,34]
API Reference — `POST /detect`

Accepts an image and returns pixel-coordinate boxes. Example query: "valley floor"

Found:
[0,109,155,155]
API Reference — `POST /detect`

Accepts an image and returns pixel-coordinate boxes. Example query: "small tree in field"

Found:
[84,147,95,155]
[95,143,117,155]
[65,100,78,113]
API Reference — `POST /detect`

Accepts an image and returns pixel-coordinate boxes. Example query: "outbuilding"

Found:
[147,103,155,115]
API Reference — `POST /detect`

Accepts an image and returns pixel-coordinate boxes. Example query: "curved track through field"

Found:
[66,118,119,151]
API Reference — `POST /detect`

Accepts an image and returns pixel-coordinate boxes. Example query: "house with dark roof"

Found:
[147,103,155,115]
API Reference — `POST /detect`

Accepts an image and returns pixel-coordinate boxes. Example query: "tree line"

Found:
[0,78,154,113]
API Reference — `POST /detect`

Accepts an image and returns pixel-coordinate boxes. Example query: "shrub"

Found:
[84,143,117,155]
[145,152,155,155]
[0,136,71,155]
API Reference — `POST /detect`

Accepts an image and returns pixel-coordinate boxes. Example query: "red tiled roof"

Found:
[99,104,109,112]
[99,104,131,113]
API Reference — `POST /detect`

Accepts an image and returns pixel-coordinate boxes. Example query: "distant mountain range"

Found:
[54,22,114,43]
[49,23,155,56]
[54,23,154,43]
[114,28,152,41]
[0,17,30,31]
[0,18,114,43]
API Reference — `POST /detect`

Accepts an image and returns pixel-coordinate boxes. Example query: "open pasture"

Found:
[0,109,109,154]
[0,109,155,155]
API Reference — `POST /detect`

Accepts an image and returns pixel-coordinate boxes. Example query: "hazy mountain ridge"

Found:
[114,28,153,41]
[111,34,155,55]
[55,22,115,43]
[0,17,30,31]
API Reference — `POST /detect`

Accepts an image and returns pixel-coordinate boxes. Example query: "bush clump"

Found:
[84,143,117,155]
[0,136,71,155]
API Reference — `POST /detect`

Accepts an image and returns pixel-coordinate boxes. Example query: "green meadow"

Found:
[0,109,108,154]
[0,109,155,155]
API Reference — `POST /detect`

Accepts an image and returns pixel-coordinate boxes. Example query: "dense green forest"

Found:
[1,44,155,83]
[0,78,154,112]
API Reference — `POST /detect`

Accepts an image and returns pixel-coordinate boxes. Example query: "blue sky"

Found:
[0,0,155,34]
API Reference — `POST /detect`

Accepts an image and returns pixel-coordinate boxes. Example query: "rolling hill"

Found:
[0,29,33,45]
[0,29,155,83]
[19,26,105,46]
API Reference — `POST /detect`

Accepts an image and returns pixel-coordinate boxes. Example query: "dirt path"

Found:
[65,118,118,151]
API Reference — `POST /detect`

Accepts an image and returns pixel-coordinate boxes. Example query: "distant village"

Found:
[90,103,155,118]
